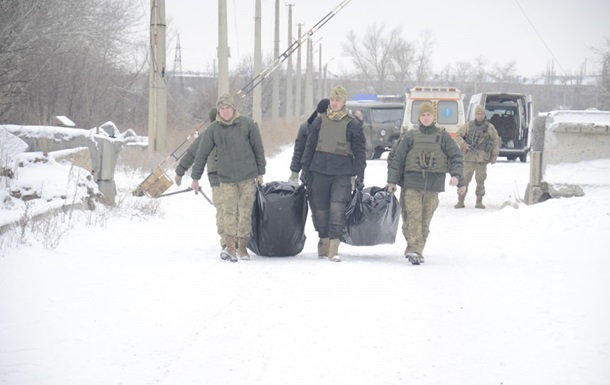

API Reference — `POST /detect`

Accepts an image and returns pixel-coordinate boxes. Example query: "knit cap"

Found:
[419,101,434,116]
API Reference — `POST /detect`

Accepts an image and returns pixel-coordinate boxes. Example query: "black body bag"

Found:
[248,181,308,257]
[343,186,400,246]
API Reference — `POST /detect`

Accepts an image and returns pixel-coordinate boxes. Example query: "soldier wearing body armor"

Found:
[385,102,465,265]
[288,98,330,183]
[454,104,500,209]
[300,86,367,262]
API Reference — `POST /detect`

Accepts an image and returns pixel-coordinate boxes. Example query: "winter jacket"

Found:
[191,115,266,183]
[300,114,367,180]
[455,119,500,163]
[175,135,219,186]
[387,123,465,192]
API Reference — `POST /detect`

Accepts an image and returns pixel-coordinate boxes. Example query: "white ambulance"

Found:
[402,86,465,137]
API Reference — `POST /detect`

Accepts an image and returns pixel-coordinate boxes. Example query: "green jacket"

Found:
[176,135,220,186]
[387,123,464,192]
[191,115,266,183]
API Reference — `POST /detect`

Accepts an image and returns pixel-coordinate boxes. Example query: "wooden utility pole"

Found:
[253,0,262,123]
[148,0,167,156]
[218,0,229,96]
[318,43,323,100]
[304,37,313,115]
[272,0,280,122]
[285,3,294,121]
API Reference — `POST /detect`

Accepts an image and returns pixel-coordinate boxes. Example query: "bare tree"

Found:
[414,30,434,85]
[342,24,414,94]
[0,0,147,127]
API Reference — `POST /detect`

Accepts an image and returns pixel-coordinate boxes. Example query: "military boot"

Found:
[317,237,330,259]
[475,196,486,209]
[237,237,250,260]
[454,195,465,209]
[328,238,341,262]
[223,236,238,262]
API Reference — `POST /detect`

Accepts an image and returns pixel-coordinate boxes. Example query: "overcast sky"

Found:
[153,0,609,79]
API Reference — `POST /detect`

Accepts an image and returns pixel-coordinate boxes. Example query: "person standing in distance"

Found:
[454,104,500,209]
[191,94,266,262]
[385,102,466,265]
[300,85,367,262]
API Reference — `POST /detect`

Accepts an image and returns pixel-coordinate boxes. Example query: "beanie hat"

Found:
[216,93,236,109]
[329,85,348,101]
[208,107,217,122]
[418,101,434,117]
[475,104,486,115]
[316,98,330,114]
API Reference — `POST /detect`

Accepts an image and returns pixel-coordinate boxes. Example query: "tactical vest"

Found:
[405,127,449,173]
[465,120,494,156]
[465,121,488,147]
[316,115,353,156]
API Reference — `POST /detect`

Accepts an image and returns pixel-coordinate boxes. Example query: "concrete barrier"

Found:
[526,109,610,204]
[1,123,130,205]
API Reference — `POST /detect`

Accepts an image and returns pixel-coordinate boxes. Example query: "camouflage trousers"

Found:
[218,179,257,239]
[462,161,488,197]
[211,185,224,247]
[401,188,439,255]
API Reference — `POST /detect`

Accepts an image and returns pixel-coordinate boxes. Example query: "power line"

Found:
[513,0,569,76]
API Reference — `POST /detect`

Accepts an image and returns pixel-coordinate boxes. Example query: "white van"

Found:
[402,86,465,137]
[466,92,533,162]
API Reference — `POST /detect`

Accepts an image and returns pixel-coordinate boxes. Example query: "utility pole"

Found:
[285,3,294,121]
[272,0,280,122]
[218,0,229,96]
[295,23,303,119]
[318,42,323,100]
[304,37,313,115]
[148,0,167,156]
[252,0,262,124]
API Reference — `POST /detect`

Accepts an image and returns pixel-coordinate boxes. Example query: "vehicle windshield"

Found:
[371,108,404,124]
[409,100,460,125]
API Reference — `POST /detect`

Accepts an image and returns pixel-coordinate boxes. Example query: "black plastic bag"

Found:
[343,186,400,246]
[248,181,308,257]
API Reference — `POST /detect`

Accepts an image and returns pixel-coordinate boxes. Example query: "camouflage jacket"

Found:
[455,120,500,163]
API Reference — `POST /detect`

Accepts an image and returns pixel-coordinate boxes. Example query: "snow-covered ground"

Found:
[1,146,609,385]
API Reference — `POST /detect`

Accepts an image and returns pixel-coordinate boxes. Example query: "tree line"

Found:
[2,2,609,136]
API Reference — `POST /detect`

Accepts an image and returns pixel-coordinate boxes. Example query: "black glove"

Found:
[300,169,308,185]
[355,177,364,191]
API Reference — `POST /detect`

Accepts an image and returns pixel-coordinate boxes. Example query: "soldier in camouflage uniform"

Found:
[174,108,230,256]
[191,94,266,262]
[454,104,500,209]
[386,102,466,265]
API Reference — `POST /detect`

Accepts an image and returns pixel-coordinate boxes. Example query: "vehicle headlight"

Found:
[380,129,387,137]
